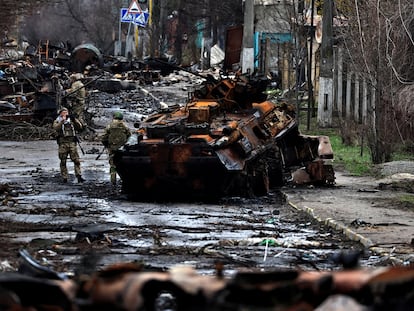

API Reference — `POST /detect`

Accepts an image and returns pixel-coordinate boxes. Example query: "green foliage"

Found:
[391,144,414,162]
[297,114,413,176]
[328,134,372,176]
[398,194,414,210]
[298,121,372,176]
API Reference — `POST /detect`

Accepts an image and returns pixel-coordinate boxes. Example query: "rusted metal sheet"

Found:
[224,25,243,71]
[116,141,228,199]
[2,254,414,311]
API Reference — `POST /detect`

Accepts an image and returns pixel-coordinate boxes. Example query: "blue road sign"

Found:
[121,8,134,23]
[120,8,149,27]
[132,11,149,27]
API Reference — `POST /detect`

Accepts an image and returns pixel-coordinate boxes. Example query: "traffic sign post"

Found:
[118,0,151,57]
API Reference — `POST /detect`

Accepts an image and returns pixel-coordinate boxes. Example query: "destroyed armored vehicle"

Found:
[114,73,334,200]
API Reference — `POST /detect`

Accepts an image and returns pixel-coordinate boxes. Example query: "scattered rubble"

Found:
[114,71,335,200]
[3,37,412,310]
[1,38,336,195]
[1,253,413,310]
[0,40,180,135]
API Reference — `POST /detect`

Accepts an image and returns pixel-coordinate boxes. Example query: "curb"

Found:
[287,201,404,265]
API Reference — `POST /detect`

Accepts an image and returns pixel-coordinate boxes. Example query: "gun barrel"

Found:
[75,136,85,155]
[96,146,106,160]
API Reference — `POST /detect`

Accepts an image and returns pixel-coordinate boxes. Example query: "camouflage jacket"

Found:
[67,80,86,104]
[101,119,131,151]
[53,116,83,144]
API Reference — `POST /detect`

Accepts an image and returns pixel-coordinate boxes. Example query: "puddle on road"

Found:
[0,153,375,275]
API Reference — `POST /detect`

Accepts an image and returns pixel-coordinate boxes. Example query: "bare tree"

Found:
[338,0,414,163]
[20,0,123,54]
[17,0,243,62]
[164,0,243,65]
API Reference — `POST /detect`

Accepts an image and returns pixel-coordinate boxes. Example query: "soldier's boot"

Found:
[76,175,85,183]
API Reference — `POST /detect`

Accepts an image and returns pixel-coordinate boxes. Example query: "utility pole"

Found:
[201,0,212,69]
[241,0,254,74]
[306,0,315,130]
[317,0,334,127]
[159,0,166,56]
[175,0,183,64]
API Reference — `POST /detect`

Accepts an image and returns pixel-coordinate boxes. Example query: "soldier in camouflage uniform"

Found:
[64,73,86,126]
[101,111,131,185]
[53,107,85,183]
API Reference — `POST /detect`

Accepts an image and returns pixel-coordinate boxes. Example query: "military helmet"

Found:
[113,111,123,120]
[59,107,68,114]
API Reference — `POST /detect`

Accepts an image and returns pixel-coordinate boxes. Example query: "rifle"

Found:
[62,73,105,99]
[95,146,106,160]
[75,136,85,155]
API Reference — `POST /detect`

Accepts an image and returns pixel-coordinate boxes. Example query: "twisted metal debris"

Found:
[0,120,52,140]
[1,251,413,311]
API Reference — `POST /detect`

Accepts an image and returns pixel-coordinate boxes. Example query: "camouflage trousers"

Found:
[71,102,85,127]
[58,141,81,179]
[108,150,117,184]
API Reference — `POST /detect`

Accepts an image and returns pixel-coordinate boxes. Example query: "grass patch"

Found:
[397,194,414,210]
[391,144,414,161]
[295,113,413,176]
[297,120,372,176]
[328,135,372,175]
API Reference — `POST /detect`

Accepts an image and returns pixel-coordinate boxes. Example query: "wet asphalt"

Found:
[0,140,381,276]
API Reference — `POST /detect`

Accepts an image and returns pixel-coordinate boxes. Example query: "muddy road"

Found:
[2,75,411,274]
[0,140,383,276]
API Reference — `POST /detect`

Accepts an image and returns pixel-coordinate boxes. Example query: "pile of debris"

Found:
[1,36,336,194]
[0,39,179,138]
[1,250,413,310]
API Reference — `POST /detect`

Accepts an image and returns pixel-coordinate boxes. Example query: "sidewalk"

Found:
[284,170,414,265]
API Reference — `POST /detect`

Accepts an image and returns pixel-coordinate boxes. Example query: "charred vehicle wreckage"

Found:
[114,72,335,200]
[0,41,96,124]
[1,249,413,311]
[1,39,334,199]
[0,41,169,127]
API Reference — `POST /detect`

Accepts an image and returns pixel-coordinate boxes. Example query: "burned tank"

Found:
[114,73,334,200]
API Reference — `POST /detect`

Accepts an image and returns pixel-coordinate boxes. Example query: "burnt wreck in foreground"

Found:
[2,250,414,311]
[114,73,335,200]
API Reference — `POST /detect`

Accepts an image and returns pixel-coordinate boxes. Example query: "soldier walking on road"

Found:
[53,107,85,183]
[101,111,131,185]
[64,73,86,127]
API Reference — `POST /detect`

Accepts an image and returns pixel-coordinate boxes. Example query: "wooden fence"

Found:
[260,39,376,129]
[333,47,375,125]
